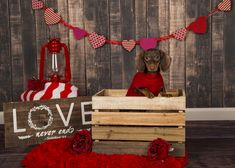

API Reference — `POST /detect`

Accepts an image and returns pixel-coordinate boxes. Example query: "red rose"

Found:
[147,138,170,160]
[71,129,92,154]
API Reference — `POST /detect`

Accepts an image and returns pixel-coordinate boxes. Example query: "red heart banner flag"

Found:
[173,28,187,41]
[73,27,87,40]
[32,0,43,10]
[88,32,106,49]
[44,8,61,25]
[122,40,136,52]
[140,38,158,51]
[187,16,207,34]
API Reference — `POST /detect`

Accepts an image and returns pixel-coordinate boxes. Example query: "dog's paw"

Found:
[160,93,173,97]
[147,92,155,99]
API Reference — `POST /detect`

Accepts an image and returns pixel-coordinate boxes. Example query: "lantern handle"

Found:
[39,43,48,81]
[60,43,71,83]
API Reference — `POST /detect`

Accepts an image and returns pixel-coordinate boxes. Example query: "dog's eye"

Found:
[154,55,160,60]
[144,57,150,61]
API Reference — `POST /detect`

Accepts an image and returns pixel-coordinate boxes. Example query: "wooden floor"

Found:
[1,121,235,168]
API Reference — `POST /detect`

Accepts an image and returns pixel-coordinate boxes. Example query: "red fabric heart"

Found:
[173,28,187,41]
[122,40,136,52]
[44,8,61,25]
[88,32,106,49]
[187,16,207,34]
[73,27,87,40]
[218,0,232,11]
[140,38,157,51]
[32,0,43,10]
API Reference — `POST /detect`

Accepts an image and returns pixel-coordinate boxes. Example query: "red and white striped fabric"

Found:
[20,82,78,102]
[218,0,232,11]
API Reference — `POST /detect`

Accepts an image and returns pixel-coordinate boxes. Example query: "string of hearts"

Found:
[32,0,232,51]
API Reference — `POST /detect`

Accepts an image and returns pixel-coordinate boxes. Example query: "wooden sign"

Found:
[3,97,92,148]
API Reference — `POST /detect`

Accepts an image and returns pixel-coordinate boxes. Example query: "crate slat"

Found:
[92,126,185,142]
[92,89,185,110]
[93,141,185,156]
[92,112,185,126]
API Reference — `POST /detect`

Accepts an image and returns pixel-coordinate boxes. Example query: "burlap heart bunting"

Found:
[173,28,187,41]
[122,40,136,52]
[32,0,43,10]
[218,0,232,11]
[88,32,106,49]
[44,8,61,25]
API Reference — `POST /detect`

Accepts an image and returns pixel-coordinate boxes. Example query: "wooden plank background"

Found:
[0,0,234,108]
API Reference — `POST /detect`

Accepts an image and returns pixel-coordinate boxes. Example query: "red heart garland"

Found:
[173,28,187,41]
[218,0,232,11]
[32,0,43,10]
[88,32,106,49]
[44,8,61,25]
[187,16,207,34]
[122,40,136,52]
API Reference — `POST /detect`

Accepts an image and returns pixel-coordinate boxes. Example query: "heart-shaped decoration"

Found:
[218,0,232,11]
[187,16,207,34]
[44,8,61,25]
[73,27,87,40]
[88,32,106,49]
[32,0,43,10]
[122,40,136,52]
[173,28,187,41]
[140,38,157,51]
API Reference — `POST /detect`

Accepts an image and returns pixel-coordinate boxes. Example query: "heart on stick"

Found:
[88,32,106,49]
[122,40,136,52]
[73,27,87,40]
[32,0,43,10]
[218,0,232,11]
[173,28,187,41]
[140,38,157,51]
[187,16,207,34]
[44,8,61,25]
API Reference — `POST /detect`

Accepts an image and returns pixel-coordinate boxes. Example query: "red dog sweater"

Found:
[126,72,164,96]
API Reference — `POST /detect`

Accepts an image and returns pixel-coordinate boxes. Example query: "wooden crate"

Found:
[92,89,186,156]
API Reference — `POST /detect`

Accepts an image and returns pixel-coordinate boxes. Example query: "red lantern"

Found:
[19,38,79,102]
[39,38,71,83]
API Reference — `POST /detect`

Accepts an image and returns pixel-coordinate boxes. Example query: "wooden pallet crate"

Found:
[92,89,186,156]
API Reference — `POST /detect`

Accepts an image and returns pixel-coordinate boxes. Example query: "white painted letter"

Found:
[13,109,26,133]
[56,103,74,127]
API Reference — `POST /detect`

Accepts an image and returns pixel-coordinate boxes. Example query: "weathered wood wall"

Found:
[0,0,234,108]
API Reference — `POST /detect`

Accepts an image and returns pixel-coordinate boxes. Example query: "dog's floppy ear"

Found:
[160,50,171,72]
[135,51,145,72]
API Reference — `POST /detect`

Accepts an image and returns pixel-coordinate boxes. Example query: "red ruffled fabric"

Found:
[22,138,187,168]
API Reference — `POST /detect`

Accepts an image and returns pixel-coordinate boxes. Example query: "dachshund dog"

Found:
[126,48,171,98]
